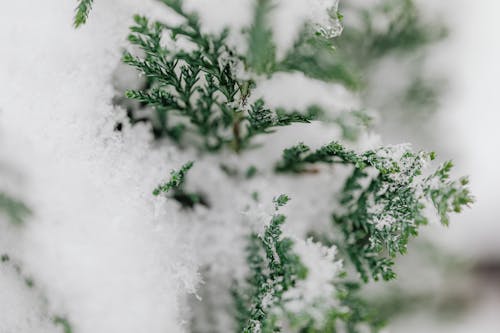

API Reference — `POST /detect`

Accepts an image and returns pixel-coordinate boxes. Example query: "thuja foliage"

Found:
[74,0,94,28]
[280,0,448,114]
[153,161,208,208]
[122,2,315,152]
[153,160,193,195]
[233,198,388,332]
[337,0,446,70]
[74,0,472,332]
[277,142,472,281]
[336,0,448,119]
[233,196,306,332]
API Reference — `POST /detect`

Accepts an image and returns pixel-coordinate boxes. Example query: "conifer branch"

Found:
[276,142,473,281]
[235,197,306,332]
[123,2,321,152]
[153,161,194,196]
[74,0,94,28]
[61,1,474,331]
[247,0,276,74]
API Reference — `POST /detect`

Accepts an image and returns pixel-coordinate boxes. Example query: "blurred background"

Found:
[341,0,500,331]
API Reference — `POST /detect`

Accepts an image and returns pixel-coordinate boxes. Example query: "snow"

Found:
[0,2,355,322]
[252,72,359,114]
[0,1,198,332]
[283,238,342,326]
[0,261,54,333]
[1,0,488,332]
[271,0,341,58]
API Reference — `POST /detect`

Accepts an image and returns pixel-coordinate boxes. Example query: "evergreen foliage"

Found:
[18,0,474,332]
[152,161,207,208]
[337,0,447,65]
[153,161,194,196]
[247,0,277,74]
[122,3,315,152]
[233,198,307,332]
[277,142,473,281]
[336,0,449,121]
[74,0,94,28]
[233,198,393,333]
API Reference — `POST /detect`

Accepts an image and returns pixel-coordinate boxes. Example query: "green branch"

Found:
[74,0,94,28]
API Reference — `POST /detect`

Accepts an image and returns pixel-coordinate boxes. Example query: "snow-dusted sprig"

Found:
[153,161,207,208]
[243,216,304,332]
[123,7,241,151]
[123,1,321,152]
[273,194,290,209]
[153,161,194,196]
[234,198,386,333]
[279,22,360,90]
[64,0,472,331]
[276,142,473,281]
[423,160,472,226]
[245,99,314,145]
[276,141,366,173]
[233,197,306,332]
[74,0,93,28]
[334,150,472,281]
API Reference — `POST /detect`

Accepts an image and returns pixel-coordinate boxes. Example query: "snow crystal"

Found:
[311,0,343,39]
[283,238,342,326]
[271,0,342,58]
[371,214,397,230]
[375,143,412,165]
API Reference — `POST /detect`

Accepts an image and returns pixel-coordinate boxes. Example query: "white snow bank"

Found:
[0,1,198,332]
